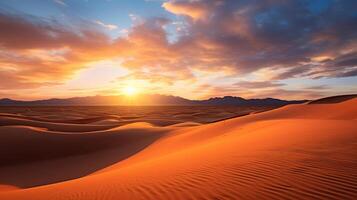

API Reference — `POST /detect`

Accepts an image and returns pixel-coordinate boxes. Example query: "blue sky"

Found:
[0,0,175,37]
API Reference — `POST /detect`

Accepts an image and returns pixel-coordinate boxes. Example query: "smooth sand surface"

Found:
[0,98,356,199]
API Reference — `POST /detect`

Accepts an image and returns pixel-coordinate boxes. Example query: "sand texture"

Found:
[0,98,356,199]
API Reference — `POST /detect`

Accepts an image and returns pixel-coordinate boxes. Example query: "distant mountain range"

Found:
[0,94,307,106]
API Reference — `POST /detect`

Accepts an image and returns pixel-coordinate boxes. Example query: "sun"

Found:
[122,85,138,96]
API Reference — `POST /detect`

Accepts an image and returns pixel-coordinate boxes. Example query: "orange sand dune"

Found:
[0,116,120,132]
[0,123,168,188]
[0,98,356,199]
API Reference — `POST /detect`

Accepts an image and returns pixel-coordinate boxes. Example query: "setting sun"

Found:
[122,85,138,96]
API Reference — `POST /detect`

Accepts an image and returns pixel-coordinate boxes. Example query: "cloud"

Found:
[0,71,48,89]
[0,12,111,50]
[94,20,118,30]
[53,0,67,6]
[162,0,220,21]
[113,17,194,79]
[304,85,330,90]
[234,81,285,89]
[0,12,114,88]
[116,71,177,85]
[161,0,357,79]
[1,0,357,99]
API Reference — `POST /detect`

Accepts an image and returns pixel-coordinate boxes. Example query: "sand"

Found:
[0,97,356,199]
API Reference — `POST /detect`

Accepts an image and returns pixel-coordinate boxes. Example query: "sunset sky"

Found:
[0,0,356,100]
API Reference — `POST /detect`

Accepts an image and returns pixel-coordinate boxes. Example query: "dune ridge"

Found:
[308,94,357,104]
[0,97,356,199]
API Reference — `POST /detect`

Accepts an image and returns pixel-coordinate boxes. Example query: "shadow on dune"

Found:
[0,125,166,188]
[308,94,357,104]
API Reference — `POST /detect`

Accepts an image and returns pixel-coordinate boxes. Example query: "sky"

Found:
[0,0,356,100]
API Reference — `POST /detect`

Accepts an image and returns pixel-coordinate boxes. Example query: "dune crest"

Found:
[0,97,356,199]
[308,94,357,104]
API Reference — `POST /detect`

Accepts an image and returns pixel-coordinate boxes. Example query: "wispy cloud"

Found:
[53,0,67,6]
[94,20,118,30]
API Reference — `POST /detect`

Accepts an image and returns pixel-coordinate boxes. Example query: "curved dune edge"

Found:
[307,94,357,104]
[0,98,356,199]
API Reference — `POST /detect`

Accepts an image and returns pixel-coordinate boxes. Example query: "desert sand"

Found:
[0,97,356,200]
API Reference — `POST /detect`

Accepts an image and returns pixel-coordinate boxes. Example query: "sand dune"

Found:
[0,105,273,127]
[0,123,168,188]
[0,116,119,132]
[308,94,357,104]
[0,97,356,199]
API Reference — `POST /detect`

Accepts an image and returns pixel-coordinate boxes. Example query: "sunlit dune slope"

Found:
[0,98,356,200]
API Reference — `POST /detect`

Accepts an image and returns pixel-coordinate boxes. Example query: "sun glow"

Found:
[122,85,138,96]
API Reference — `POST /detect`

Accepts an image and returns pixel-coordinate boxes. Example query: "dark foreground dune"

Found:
[308,94,357,104]
[0,96,356,199]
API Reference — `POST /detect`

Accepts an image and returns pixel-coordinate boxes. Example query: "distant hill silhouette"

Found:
[0,94,307,106]
[193,96,305,106]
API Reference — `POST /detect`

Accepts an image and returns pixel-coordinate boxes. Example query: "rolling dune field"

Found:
[0,98,356,200]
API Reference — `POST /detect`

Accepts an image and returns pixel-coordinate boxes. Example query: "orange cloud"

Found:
[162,1,211,20]
[0,12,120,88]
